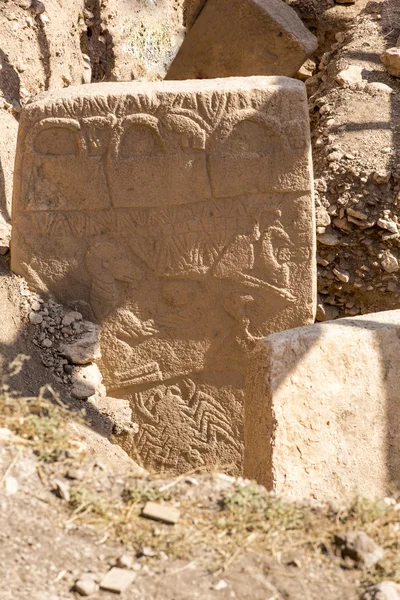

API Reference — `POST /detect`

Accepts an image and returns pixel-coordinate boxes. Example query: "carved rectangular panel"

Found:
[11,78,316,474]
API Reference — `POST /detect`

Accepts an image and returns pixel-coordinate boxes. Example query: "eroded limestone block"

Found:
[166,0,317,80]
[11,78,315,474]
[244,311,400,501]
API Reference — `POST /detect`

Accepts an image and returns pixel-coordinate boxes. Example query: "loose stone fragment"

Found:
[52,479,71,502]
[377,218,398,234]
[74,579,98,597]
[166,0,317,79]
[60,327,101,365]
[116,554,134,569]
[335,65,363,87]
[333,267,350,283]
[380,251,399,273]
[100,568,136,594]
[381,47,400,77]
[142,502,180,524]
[334,531,384,569]
[362,582,400,600]
[29,311,43,325]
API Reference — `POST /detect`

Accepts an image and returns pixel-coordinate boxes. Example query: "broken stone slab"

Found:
[244,310,400,502]
[100,568,136,594]
[141,501,180,524]
[166,0,317,80]
[11,78,315,474]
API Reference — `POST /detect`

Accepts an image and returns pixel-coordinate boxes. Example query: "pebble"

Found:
[380,251,399,274]
[29,312,43,325]
[42,338,52,348]
[31,300,42,311]
[335,65,363,87]
[52,479,71,502]
[381,47,400,77]
[377,218,398,234]
[116,554,135,569]
[334,531,384,568]
[214,580,228,591]
[5,476,18,496]
[74,579,98,597]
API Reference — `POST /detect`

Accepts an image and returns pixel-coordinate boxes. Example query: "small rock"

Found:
[328,151,343,163]
[52,479,71,502]
[214,580,228,591]
[333,268,350,283]
[316,206,331,228]
[318,232,342,246]
[373,171,391,184]
[367,82,394,95]
[381,47,400,77]
[31,300,42,311]
[0,428,13,441]
[116,554,134,569]
[362,581,400,600]
[334,531,384,568]
[71,380,96,400]
[42,338,52,348]
[74,579,98,597]
[141,546,155,557]
[381,251,399,274]
[141,502,180,525]
[5,476,18,496]
[316,304,340,322]
[66,468,84,481]
[29,312,43,325]
[346,208,368,221]
[377,218,398,234]
[60,325,101,364]
[336,65,363,87]
[100,568,136,594]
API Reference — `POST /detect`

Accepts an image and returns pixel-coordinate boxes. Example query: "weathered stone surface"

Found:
[166,0,317,80]
[244,311,400,501]
[11,78,315,474]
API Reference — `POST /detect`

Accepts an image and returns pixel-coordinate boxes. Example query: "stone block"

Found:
[166,0,317,80]
[11,78,315,474]
[244,311,400,502]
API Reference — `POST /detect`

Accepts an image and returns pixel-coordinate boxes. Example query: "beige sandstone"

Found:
[244,311,400,502]
[11,77,315,473]
[381,47,400,78]
[166,0,317,80]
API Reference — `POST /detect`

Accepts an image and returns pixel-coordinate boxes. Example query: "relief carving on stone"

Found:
[11,78,315,473]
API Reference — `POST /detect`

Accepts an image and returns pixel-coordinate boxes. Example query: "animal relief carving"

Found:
[11,78,315,473]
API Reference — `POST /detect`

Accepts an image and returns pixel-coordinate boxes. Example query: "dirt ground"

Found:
[1,404,399,600]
